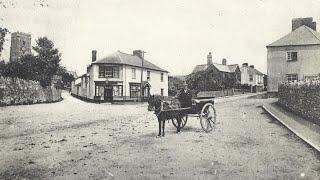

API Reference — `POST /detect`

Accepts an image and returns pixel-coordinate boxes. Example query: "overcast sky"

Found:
[1,0,320,76]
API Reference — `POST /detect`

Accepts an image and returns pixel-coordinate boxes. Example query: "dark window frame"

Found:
[287,52,298,62]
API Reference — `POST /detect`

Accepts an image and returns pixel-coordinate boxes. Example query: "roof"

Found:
[267,25,320,47]
[240,66,263,75]
[192,63,239,74]
[92,51,168,72]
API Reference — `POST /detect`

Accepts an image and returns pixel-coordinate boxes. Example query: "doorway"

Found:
[104,86,113,102]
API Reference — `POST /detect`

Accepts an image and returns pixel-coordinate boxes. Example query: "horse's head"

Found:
[147,95,156,111]
[147,95,163,113]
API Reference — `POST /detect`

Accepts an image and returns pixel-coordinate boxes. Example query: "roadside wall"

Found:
[0,76,62,106]
[197,89,235,98]
[278,83,320,125]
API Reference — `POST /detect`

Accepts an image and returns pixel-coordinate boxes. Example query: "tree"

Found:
[56,66,75,89]
[168,76,185,96]
[32,37,61,87]
[0,27,9,58]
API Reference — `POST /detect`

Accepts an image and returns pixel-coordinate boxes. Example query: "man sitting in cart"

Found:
[176,82,193,108]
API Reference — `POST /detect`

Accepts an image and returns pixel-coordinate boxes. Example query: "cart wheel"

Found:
[172,115,188,128]
[199,103,216,132]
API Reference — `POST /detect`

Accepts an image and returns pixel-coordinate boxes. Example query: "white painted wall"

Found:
[267,45,320,92]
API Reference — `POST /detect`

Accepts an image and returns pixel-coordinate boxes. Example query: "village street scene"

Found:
[1,0,320,179]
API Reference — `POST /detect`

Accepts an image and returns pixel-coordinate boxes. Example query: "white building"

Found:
[267,17,320,93]
[240,63,264,91]
[71,50,168,102]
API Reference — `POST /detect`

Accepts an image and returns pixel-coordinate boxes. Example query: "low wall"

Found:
[278,84,320,126]
[0,76,62,106]
[197,89,235,98]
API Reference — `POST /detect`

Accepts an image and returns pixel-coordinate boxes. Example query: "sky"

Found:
[1,0,320,76]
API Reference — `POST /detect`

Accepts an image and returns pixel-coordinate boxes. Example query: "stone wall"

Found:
[197,89,235,98]
[278,84,320,125]
[0,76,62,106]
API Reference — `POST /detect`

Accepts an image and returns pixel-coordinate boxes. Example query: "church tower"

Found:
[10,32,31,61]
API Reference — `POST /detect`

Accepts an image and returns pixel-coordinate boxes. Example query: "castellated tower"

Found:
[10,32,32,61]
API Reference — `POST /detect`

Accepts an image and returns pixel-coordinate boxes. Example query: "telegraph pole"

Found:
[140,51,146,102]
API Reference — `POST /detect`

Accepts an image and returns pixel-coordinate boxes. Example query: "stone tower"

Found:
[10,32,31,61]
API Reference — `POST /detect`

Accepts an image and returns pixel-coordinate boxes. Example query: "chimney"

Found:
[92,50,97,62]
[222,58,227,65]
[292,17,316,31]
[133,50,144,59]
[207,52,212,66]
[242,63,248,67]
[249,65,255,69]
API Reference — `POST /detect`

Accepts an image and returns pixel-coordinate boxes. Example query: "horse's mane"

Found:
[150,95,181,114]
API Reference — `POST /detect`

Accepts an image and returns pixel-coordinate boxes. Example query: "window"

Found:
[287,52,297,62]
[95,85,104,97]
[249,74,253,81]
[161,73,164,82]
[99,66,120,78]
[130,84,140,97]
[147,71,150,81]
[113,67,119,78]
[286,74,298,82]
[161,88,164,96]
[132,68,136,79]
[105,66,113,77]
[113,85,123,97]
[99,66,105,78]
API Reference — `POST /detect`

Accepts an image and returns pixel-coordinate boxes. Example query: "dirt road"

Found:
[1,93,319,179]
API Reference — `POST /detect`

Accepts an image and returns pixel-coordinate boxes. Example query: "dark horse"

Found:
[148,95,182,137]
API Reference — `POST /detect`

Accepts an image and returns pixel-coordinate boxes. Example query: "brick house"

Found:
[267,17,320,93]
[71,50,168,102]
[191,52,241,89]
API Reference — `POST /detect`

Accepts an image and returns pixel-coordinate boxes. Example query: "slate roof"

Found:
[240,66,263,75]
[92,51,168,72]
[267,25,320,47]
[192,63,239,74]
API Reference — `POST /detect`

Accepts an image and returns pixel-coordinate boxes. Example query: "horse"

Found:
[147,95,182,137]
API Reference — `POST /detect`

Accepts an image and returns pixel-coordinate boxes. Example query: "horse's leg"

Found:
[162,120,165,137]
[158,119,161,137]
[177,117,181,133]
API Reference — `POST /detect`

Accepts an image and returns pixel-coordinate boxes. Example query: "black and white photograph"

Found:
[0,0,319,179]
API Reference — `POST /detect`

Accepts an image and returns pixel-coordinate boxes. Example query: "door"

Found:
[104,86,113,102]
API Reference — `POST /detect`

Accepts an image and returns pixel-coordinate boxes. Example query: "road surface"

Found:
[0,93,319,179]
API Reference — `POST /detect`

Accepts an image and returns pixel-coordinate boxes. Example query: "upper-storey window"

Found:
[132,68,136,79]
[161,73,164,82]
[99,66,120,78]
[147,71,151,81]
[99,66,105,78]
[249,74,253,81]
[287,52,297,62]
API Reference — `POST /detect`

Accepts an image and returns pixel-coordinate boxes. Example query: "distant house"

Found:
[191,52,241,89]
[267,17,320,93]
[71,50,168,102]
[240,63,264,92]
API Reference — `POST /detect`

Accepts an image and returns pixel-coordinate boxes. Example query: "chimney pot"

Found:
[222,58,227,65]
[133,50,144,59]
[207,52,212,66]
[92,50,97,62]
[292,17,316,31]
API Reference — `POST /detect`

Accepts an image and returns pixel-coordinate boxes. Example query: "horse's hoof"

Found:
[156,135,161,138]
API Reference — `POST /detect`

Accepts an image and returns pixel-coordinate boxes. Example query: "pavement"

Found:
[262,100,320,152]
